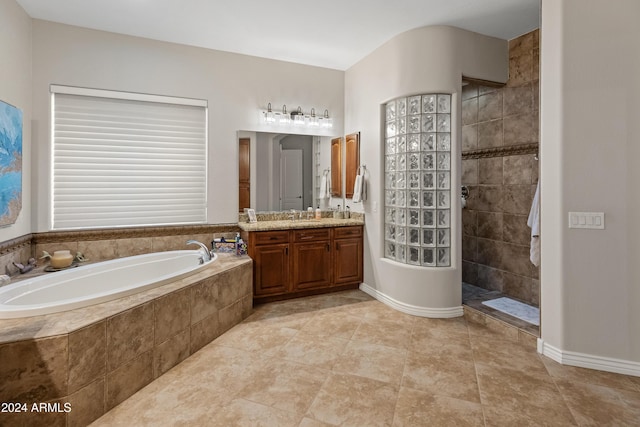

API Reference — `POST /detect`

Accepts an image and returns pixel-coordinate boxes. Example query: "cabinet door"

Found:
[254,244,289,296]
[334,238,363,285]
[292,241,332,290]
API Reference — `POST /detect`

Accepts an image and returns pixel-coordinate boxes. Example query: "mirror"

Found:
[238,131,343,212]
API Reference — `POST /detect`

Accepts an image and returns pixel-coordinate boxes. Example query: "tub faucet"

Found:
[186,240,212,263]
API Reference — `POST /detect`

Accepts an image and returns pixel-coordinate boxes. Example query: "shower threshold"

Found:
[462,282,539,339]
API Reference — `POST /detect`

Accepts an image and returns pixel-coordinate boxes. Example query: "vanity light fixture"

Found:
[261,103,333,128]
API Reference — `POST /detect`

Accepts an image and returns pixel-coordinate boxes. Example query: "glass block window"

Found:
[384,94,451,266]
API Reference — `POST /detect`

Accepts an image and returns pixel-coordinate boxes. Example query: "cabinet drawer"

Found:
[334,226,362,239]
[253,230,289,245]
[293,228,331,242]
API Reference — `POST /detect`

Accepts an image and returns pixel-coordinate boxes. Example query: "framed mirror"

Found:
[238,131,343,212]
[331,137,342,197]
[345,132,360,199]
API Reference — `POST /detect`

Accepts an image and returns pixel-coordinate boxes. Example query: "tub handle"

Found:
[186,240,212,263]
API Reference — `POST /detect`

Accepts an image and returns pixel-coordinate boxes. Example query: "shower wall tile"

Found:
[477,212,503,241]
[477,119,503,148]
[462,261,478,285]
[478,157,503,184]
[462,210,477,237]
[503,214,531,246]
[462,124,478,151]
[477,239,503,270]
[107,302,154,371]
[106,350,153,410]
[462,83,479,100]
[508,53,533,87]
[462,98,478,125]
[154,288,191,345]
[462,236,478,262]
[153,328,190,378]
[0,335,69,402]
[479,85,498,96]
[502,272,533,303]
[503,155,533,185]
[502,243,533,277]
[69,321,106,393]
[503,185,533,215]
[509,32,534,58]
[503,84,533,117]
[477,265,505,292]
[531,279,540,306]
[533,49,540,81]
[503,113,534,145]
[478,92,503,122]
[475,186,503,212]
[462,159,478,185]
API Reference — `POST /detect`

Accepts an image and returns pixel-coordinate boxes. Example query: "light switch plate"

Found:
[568,212,605,229]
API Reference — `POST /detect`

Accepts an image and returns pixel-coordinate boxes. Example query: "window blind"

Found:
[51,87,207,230]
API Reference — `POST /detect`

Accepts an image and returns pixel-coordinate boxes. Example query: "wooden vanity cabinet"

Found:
[245,225,363,303]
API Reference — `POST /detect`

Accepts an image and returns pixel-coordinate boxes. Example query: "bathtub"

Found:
[0,250,218,319]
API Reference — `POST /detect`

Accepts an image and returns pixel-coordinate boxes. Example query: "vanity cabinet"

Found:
[245,225,363,303]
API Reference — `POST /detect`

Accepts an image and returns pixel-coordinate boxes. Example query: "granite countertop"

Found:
[237,217,365,232]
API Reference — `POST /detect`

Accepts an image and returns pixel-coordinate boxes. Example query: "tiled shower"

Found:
[461,29,540,308]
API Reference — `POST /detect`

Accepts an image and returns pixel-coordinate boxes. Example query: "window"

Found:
[384,94,451,266]
[51,85,207,230]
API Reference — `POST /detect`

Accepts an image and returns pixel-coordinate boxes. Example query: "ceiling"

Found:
[16,0,540,70]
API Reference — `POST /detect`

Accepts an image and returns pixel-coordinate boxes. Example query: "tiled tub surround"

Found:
[461,29,540,306]
[0,253,251,427]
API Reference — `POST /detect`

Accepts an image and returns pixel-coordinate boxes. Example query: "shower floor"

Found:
[462,282,539,337]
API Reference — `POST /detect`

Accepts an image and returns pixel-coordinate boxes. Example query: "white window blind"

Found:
[51,86,207,230]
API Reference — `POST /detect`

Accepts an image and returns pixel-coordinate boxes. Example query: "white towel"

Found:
[352,174,363,203]
[527,181,541,267]
[319,175,329,200]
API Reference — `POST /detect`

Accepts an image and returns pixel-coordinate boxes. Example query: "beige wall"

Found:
[345,26,508,313]
[541,0,640,364]
[0,0,32,243]
[30,20,344,231]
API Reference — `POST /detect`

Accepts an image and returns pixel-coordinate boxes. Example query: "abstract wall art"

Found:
[0,99,23,227]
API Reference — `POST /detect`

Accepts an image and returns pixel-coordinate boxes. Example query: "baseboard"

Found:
[359,283,464,318]
[538,339,640,377]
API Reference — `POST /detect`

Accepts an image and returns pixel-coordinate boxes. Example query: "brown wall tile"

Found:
[462,159,478,185]
[462,124,478,151]
[462,210,477,237]
[462,236,478,263]
[219,300,243,334]
[0,336,69,402]
[503,214,531,246]
[509,32,534,58]
[190,313,220,353]
[474,186,503,212]
[477,265,505,292]
[503,155,533,185]
[462,261,478,284]
[508,53,533,87]
[503,84,533,117]
[462,83,479,100]
[477,212,503,241]
[502,272,533,303]
[462,98,478,126]
[478,158,503,184]
[115,238,153,258]
[78,240,118,262]
[478,91,503,122]
[502,185,533,215]
[69,321,106,394]
[107,302,154,371]
[106,351,153,411]
[477,119,503,148]
[153,329,190,378]
[190,275,220,325]
[477,239,503,270]
[503,113,534,145]
[502,243,534,277]
[154,288,191,345]
[67,379,105,427]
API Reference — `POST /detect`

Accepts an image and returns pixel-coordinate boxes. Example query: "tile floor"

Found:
[91,290,640,426]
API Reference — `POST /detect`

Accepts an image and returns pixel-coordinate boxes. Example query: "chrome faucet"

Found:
[186,240,212,263]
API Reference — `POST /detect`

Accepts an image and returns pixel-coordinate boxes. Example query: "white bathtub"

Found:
[0,250,217,319]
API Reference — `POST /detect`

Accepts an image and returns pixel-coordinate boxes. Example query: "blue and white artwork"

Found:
[0,100,22,227]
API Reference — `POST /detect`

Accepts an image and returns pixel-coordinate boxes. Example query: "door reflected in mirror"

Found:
[331,137,342,197]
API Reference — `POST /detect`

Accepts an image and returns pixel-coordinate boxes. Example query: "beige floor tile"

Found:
[333,340,407,385]
[306,373,398,427]
[475,363,575,423]
[410,330,474,359]
[213,321,298,355]
[392,386,484,427]
[483,405,577,427]
[298,417,335,427]
[555,378,640,426]
[402,349,480,403]
[271,333,349,370]
[237,359,327,417]
[300,310,363,340]
[471,334,547,375]
[352,318,414,349]
[205,398,301,427]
